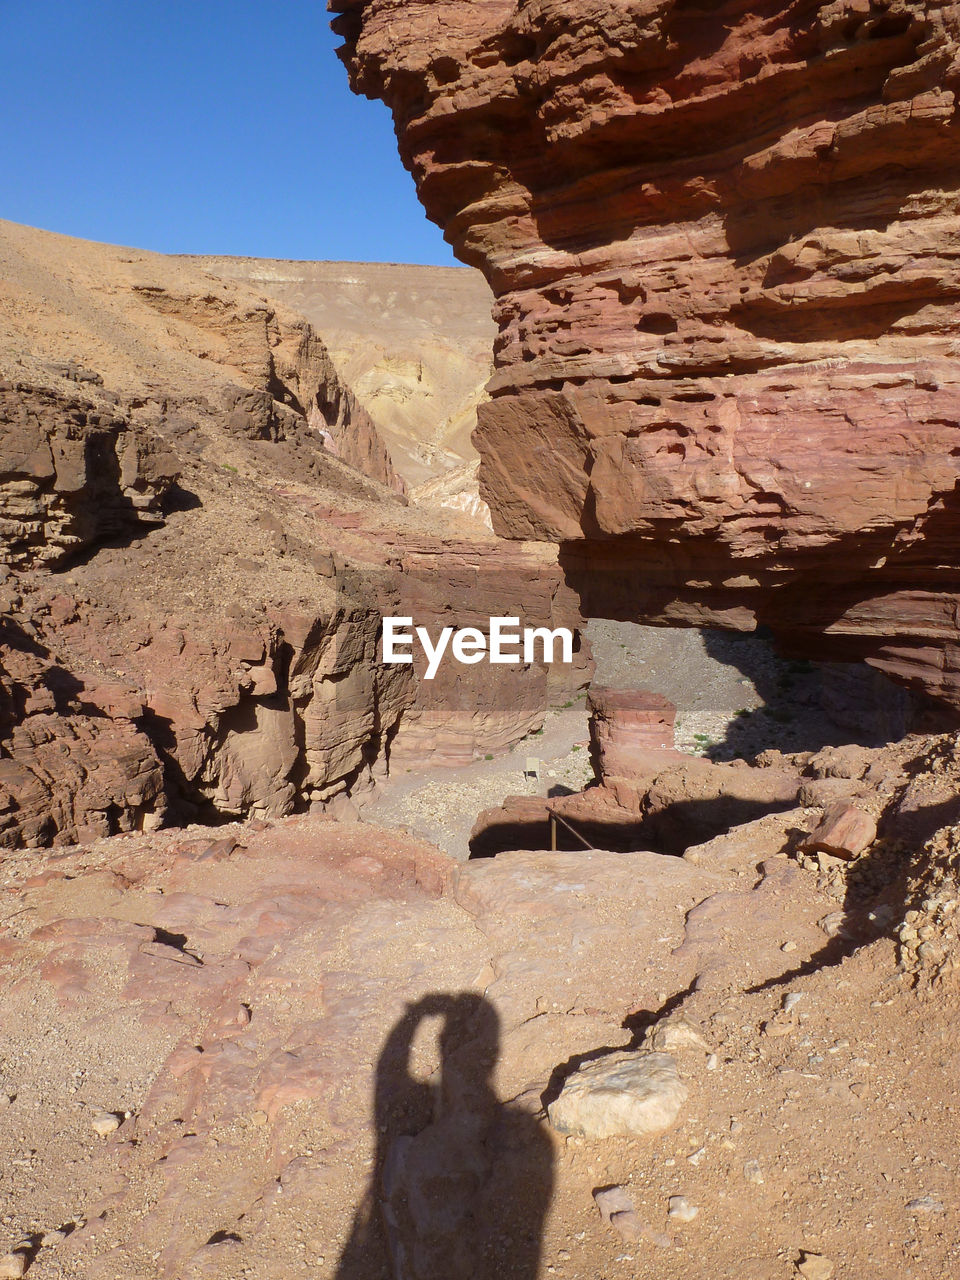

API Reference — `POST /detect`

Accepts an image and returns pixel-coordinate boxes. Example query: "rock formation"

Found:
[0,221,588,848]
[588,686,676,781]
[195,257,496,496]
[333,0,960,709]
[469,684,804,856]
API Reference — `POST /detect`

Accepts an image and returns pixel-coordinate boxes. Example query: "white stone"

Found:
[548,1051,687,1139]
[0,1254,26,1279]
[819,913,848,938]
[743,1159,765,1185]
[906,1195,944,1214]
[667,1195,699,1223]
[594,1186,641,1242]
[646,1018,710,1053]
[90,1111,121,1137]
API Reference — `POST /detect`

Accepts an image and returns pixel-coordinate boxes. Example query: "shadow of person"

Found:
[335,992,554,1280]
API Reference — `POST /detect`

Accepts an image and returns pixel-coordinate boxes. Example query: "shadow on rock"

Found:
[701,629,912,760]
[335,992,554,1280]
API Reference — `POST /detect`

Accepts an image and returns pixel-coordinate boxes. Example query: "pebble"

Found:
[548,1051,687,1139]
[781,941,798,953]
[819,913,848,938]
[905,1195,944,1214]
[0,1254,26,1279]
[743,1159,765,1185]
[763,1018,794,1038]
[593,1186,642,1243]
[41,1229,67,1247]
[687,1146,706,1166]
[646,1018,710,1053]
[90,1111,121,1137]
[667,1195,699,1223]
[705,1053,718,1071]
[593,1186,671,1247]
[797,1253,834,1280]
[783,992,804,1013]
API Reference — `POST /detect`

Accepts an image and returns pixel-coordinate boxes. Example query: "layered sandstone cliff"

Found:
[333,0,960,708]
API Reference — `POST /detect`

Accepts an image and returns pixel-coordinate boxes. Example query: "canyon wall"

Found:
[0,222,588,849]
[333,0,960,708]
[195,257,496,492]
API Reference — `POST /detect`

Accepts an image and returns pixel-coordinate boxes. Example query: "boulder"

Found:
[803,804,878,860]
[548,1050,687,1139]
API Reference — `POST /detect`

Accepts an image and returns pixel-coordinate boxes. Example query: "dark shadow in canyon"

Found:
[469,793,795,858]
[334,993,553,1280]
[699,629,912,760]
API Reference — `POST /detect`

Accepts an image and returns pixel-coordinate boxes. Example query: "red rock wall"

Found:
[389,537,592,765]
[0,385,589,847]
[334,0,960,707]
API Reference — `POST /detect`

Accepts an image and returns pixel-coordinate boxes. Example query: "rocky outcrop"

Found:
[196,256,496,492]
[334,0,960,709]
[128,277,404,495]
[0,455,589,847]
[0,382,177,568]
[588,686,677,781]
[0,616,167,848]
[0,223,589,848]
[0,218,404,496]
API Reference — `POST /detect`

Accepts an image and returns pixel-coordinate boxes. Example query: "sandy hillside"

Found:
[193,256,495,489]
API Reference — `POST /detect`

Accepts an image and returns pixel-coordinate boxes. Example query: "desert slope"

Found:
[193,255,496,490]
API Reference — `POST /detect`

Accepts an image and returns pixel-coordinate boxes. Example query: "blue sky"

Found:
[0,1,458,266]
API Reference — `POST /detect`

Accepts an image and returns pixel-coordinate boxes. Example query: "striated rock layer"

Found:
[0,222,588,849]
[333,0,960,708]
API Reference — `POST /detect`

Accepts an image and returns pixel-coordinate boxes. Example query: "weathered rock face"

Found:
[196,256,496,492]
[0,222,589,849]
[333,0,960,708]
[588,686,676,781]
[0,422,589,847]
[0,383,177,568]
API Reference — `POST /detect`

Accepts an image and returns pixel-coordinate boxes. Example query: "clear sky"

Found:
[0,1,458,266]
